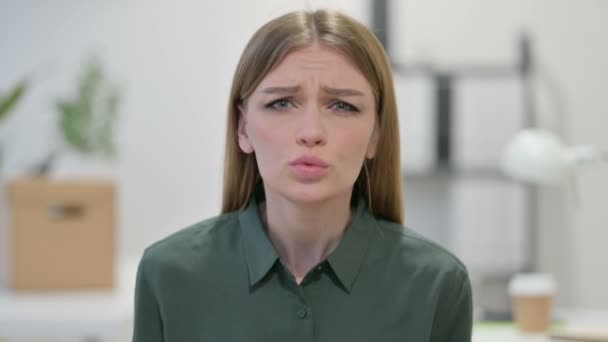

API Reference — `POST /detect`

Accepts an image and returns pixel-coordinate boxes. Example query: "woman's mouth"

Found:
[289,156,329,179]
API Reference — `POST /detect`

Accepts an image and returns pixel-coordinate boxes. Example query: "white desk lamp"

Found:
[501,128,608,186]
[500,129,608,335]
[500,128,606,272]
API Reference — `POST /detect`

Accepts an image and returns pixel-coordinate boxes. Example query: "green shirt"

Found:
[133,189,472,342]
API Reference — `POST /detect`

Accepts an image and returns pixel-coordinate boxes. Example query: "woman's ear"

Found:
[237,104,254,154]
[366,124,379,159]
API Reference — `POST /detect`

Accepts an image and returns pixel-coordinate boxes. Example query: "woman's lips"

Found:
[289,156,329,179]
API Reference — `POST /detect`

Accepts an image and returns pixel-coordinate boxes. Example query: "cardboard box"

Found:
[1,178,115,290]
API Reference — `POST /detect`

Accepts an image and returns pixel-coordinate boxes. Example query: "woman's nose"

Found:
[296,106,326,147]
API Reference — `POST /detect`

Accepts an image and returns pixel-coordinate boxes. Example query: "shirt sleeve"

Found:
[132,251,164,342]
[430,267,473,342]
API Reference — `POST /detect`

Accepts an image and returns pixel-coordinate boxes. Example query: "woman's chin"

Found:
[283,184,348,205]
[262,177,352,205]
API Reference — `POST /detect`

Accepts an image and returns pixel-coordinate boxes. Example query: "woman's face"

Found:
[238,44,378,204]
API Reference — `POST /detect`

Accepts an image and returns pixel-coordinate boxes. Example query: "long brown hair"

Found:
[221,9,403,224]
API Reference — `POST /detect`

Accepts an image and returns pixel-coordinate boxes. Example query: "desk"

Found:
[474,310,608,342]
[0,259,138,342]
[474,324,549,342]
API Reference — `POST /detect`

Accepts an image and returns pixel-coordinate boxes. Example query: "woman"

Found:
[133,9,472,342]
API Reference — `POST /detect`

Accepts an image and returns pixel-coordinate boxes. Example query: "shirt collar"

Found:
[325,193,375,293]
[239,184,375,292]
[239,185,279,286]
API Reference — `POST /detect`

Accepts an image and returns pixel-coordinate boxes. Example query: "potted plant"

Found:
[34,55,122,176]
[5,55,124,290]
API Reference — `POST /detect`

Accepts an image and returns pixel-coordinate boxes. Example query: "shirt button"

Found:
[297,307,307,319]
[315,265,323,272]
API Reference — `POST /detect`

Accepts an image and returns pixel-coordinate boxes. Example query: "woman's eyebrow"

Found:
[261,85,365,97]
[262,85,300,94]
[321,86,364,97]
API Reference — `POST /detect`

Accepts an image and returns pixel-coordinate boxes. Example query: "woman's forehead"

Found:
[255,45,373,95]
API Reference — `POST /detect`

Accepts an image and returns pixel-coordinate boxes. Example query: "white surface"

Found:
[473,329,548,342]
[450,178,528,273]
[0,258,138,340]
[394,73,437,173]
[451,76,527,171]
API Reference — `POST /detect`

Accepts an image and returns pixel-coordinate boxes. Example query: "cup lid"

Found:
[509,273,557,296]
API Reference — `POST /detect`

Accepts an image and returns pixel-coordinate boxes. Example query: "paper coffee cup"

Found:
[509,273,557,333]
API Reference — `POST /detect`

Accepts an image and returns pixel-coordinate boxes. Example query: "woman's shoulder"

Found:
[138,211,241,272]
[373,218,469,280]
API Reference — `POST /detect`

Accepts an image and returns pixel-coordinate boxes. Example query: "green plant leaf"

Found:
[56,56,122,158]
[0,79,28,122]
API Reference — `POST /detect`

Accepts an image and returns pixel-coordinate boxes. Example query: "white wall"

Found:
[392,0,608,308]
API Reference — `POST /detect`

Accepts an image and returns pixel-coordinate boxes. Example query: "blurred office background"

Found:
[1,0,607,341]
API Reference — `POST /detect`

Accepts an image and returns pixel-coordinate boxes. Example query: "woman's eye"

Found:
[331,101,359,113]
[266,99,293,110]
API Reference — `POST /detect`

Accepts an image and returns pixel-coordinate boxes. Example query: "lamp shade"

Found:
[501,129,572,185]
[501,129,607,185]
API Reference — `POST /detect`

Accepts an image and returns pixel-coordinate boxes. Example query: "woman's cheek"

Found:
[251,123,289,174]
[255,126,278,146]
[252,118,287,146]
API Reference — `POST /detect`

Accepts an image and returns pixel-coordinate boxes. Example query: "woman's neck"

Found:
[259,188,353,284]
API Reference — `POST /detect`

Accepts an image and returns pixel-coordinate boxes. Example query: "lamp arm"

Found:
[565,145,608,166]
